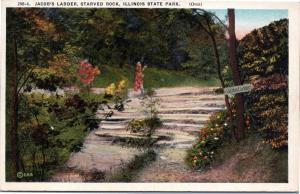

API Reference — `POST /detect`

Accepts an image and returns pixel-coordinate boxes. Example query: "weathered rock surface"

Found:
[51,87,224,182]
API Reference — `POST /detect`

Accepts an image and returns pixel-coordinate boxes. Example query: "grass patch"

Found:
[107,149,157,182]
[93,65,220,88]
[212,132,288,182]
[96,135,172,148]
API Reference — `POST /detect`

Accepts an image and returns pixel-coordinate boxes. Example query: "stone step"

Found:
[162,118,206,124]
[159,91,216,97]
[157,96,223,101]
[159,99,224,104]
[104,114,209,122]
[160,101,225,108]
[56,131,142,179]
[159,107,222,112]
[105,116,143,121]
[158,100,224,105]
[157,94,222,98]
[124,102,225,111]
[158,113,210,119]
[163,122,203,128]
[94,129,142,138]
[107,116,207,124]
[99,111,214,118]
[152,87,218,97]
[102,107,223,114]
[100,124,126,130]
[97,112,141,117]
[94,128,197,148]
[101,120,128,125]
[99,122,203,131]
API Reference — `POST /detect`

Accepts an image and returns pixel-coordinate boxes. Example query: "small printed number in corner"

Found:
[18,2,31,6]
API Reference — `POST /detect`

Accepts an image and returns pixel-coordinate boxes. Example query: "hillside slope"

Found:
[135,132,288,182]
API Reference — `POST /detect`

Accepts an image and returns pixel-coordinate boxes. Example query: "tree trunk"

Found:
[204,16,235,138]
[10,37,20,181]
[228,9,246,140]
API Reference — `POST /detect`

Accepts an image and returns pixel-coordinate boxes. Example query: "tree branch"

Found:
[195,9,228,30]
[17,66,34,86]
[17,68,34,95]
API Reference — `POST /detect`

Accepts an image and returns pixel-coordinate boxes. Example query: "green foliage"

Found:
[143,67,218,88]
[238,19,288,149]
[141,88,162,137]
[239,19,288,77]
[126,119,145,134]
[108,149,157,182]
[58,9,193,68]
[115,136,158,148]
[185,111,231,169]
[126,117,162,138]
[5,8,223,181]
[183,35,228,81]
[93,65,219,89]
[16,93,102,181]
[126,88,162,151]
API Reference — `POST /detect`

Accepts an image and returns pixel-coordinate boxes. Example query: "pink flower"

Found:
[77,60,100,85]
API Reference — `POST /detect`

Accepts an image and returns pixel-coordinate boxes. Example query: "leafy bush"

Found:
[186,111,229,169]
[126,88,162,153]
[17,92,102,181]
[143,117,162,137]
[126,117,162,138]
[238,19,288,149]
[186,105,252,170]
[127,88,162,137]
[126,119,145,133]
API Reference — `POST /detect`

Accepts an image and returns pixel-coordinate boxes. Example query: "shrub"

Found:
[126,88,162,148]
[186,111,229,169]
[186,106,252,170]
[17,92,102,181]
[238,19,288,149]
[126,119,145,134]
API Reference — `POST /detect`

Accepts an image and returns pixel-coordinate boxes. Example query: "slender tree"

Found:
[227,9,245,140]
[189,11,235,138]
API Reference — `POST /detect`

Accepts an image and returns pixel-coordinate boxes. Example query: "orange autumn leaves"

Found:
[15,8,61,40]
[33,57,101,88]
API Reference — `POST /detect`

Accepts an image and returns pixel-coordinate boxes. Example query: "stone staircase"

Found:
[51,87,225,182]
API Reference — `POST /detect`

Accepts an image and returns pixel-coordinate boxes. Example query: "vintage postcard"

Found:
[0,0,299,192]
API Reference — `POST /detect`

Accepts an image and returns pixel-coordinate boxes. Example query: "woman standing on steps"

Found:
[133,61,147,96]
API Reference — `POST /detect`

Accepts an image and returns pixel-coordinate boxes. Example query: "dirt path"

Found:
[52,87,226,182]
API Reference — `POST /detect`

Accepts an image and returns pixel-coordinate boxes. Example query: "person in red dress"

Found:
[134,62,147,96]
